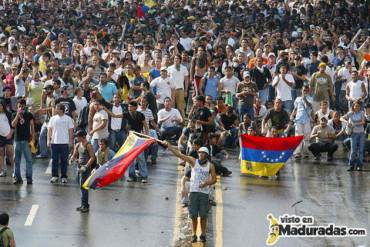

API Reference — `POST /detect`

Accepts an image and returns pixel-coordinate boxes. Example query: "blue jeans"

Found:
[145,129,158,161]
[92,139,99,153]
[258,88,269,105]
[224,128,238,148]
[238,103,254,121]
[291,89,301,103]
[282,100,293,112]
[128,152,148,179]
[109,130,126,152]
[349,133,365,168]
[160,126,182,140]
[79,168,90,207]
[14,140,33,182]
[268,85,275,102]
[51,144,69,178]
[38,123,49,157]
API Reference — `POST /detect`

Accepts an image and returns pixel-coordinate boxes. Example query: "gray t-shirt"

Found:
[311,124,335,143]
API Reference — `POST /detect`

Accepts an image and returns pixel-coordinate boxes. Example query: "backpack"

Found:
[0,226,9,247]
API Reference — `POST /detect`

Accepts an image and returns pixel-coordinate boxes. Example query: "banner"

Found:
[240,135,303,177]
[83,132,155,189]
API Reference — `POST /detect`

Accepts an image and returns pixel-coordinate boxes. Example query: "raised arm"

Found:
[164,141,195,167]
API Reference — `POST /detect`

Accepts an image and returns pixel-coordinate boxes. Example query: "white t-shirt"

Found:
[0,113,10,137]
[14,75,31,97]
[273,73,295,101]
[111,106,123,131]
[73,96,87,119]
[348,80,365,101]
[337,67,352,91]
[150,76,175,104]
[167,65,189,89]
[180,37,193,51]
[220,76,240,96]
[157,108,183,128]
[48,114,74,144]
[92,110,109,140]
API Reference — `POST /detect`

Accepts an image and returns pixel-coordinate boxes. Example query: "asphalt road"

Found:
[2,148,370,247]
[0,152,179,247]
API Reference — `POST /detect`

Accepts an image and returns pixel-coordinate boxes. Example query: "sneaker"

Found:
[50,177,59,183]
[347,166,354,172]
[141,178,148,184]
[222,171,232,177]
[199,235,206,243]
[294,154,302,160]
[356,166,363,171]
[79,206,89,213]
[61,178,68,184]
[127,177,136,182]
[36,155,48,159]
[27,181,33,185]
[191,235,198,243]
[76,206,83,211]
[0,170,7,177]
[314,155,320,161]
[13,179,23,185]
[209,200,216,206]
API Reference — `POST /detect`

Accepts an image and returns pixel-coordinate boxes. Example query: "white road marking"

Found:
[45,159,52,175]
[24,204,39,226]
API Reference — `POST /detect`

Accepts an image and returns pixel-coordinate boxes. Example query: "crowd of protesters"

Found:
[0,0,369,244]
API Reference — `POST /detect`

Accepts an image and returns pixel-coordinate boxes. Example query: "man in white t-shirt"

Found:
[167,55,189,118]
[90,100,109,152]
[48,103,74,184]
[158,97,183,140]
[272,64,295,112]
[150,67,175,109]
[345,70,366,109]
[220,66,240,97]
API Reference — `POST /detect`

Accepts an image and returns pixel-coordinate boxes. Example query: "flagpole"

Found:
[129,131,166,145]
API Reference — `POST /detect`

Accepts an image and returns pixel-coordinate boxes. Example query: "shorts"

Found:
[188,192,209,218]
[0,136,13,147]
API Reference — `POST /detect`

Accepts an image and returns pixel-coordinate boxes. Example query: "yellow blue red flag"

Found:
[240,134,303,176]
[83,132,155,190]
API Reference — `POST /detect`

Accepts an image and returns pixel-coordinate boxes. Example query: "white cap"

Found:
[243,71,250,78]
[160,67,168,71]
[198,147,209,155]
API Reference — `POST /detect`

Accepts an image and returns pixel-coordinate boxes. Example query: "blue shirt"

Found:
[294,96,312,124]
[97,82,117,102]
[204,77,219,100]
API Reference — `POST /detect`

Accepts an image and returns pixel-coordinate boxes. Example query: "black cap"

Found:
[75,129,87,137]
[61,86,69,92]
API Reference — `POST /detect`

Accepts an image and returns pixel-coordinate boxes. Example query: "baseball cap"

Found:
[160,67,167,71]
[243,71,250,78]
[198,147,209,155]
[268,52,276,57]
[318,63,327,68]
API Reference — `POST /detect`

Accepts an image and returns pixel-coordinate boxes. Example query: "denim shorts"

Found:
[0,136,13,147]
[188,192,209,218]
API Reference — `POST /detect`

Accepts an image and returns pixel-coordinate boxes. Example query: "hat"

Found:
[198,147,209,155]
[268,52,276,57]
[160,66,167,71]
[61,86,69,92]
[44,84,53,90]
[243,71,250,78]
[318,63,327,68]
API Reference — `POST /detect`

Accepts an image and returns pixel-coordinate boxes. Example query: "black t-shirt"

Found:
[192,107,212,132]
[250,66,272,90]
[264,109,289,130]
[291,65,307,89]
[12,111,34,141]
[123,111,145,133]
[220,113,238,130]
[55,97,76,117]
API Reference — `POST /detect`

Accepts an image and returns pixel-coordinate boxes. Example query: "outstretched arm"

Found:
[164,141,196,167]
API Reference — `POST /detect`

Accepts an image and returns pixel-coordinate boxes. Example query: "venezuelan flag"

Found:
[83,132,155,189]
[240,134,303,177]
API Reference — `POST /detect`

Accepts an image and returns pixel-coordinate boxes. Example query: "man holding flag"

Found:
[69,130,96,213]
[163,141,216,243]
